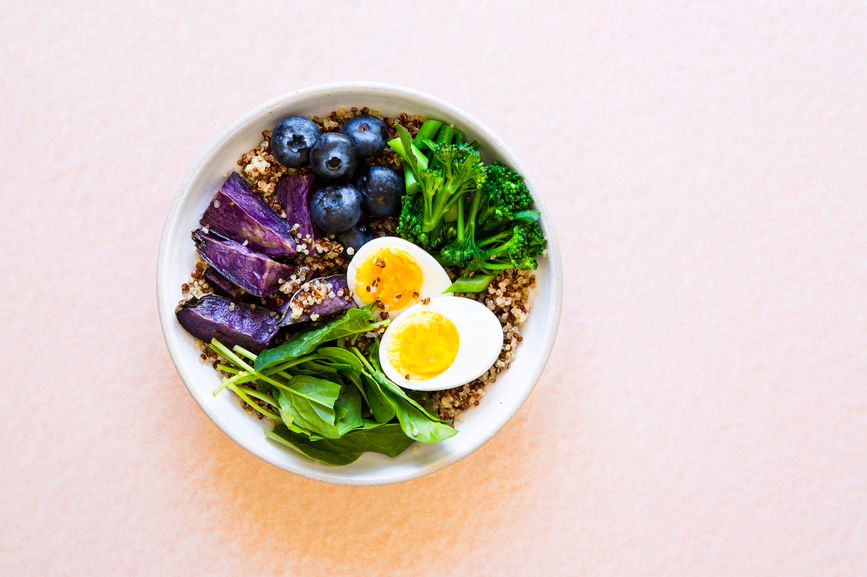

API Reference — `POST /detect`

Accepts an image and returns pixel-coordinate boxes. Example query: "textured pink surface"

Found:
[2,2,866,575]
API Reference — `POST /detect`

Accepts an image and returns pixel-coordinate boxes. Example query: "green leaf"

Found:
[293,360,347,380]
[392,124,422,179]
[335,385,363,436]
[255,307,380,371]
[352,343,453,440]
[317,347,364,372]
[276,375,342,439]
[406,390,443,421]
[513,209,541,223]
[361,372,396,424]
[265,423,416,466]
[380,384,458,444]
[365,341,450,424]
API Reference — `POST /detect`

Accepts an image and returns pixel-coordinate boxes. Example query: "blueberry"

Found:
[309,133,358,181]
[341,115,389,158]
[335,225,373,256]
[271,116,321,168]
[357,165,405,217]
[309,183,362,234]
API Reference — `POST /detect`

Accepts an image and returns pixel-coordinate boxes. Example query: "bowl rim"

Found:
[157,82,563,485]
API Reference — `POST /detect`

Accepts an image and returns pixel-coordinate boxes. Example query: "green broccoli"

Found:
[397,190,457,249]
[440,162,546,291]
[393,124,484,250]
[477,162,535,232]
[441,162,543,265]
[474,221,547,271]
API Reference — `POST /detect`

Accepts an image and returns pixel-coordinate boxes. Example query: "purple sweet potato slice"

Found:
[276,174,323,247]
[203,267,246,301]
[201,172,297,256]
[193,229,293,297]
[281,275,355,326]
[175,295,280,354]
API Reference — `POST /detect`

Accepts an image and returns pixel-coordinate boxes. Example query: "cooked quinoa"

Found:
[182,108,537,423]
[427,268,535,421]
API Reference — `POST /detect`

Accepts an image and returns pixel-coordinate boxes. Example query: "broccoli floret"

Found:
[438,164,487,267]
[476,221,547,272]
[440,165,546,291]
[392,125,484,250]
[420,143,484,234]
[440,162,541,269]
[393,124,546,291]
[478,162,535,232]
[396,194,424,245]
[396,183,457,250]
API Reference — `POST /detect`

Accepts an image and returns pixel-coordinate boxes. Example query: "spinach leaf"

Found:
[255,307,381,371]
[275,375,342,439]
[366,343,450,424]
[380,382,458,443]
[293,360,348,380]
[342,367,368,404]
[335,384,363,436]
[317,347,365,372]
[406,390,442,421]
[361,372,396,424]
[265,423,416,466]
[350,344,454,442]
[317,347,368,405]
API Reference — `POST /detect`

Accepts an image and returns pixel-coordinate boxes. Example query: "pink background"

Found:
[3,1,866,575]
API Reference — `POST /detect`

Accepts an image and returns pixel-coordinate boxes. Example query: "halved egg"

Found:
[379,297,503,391]
[346,236,453,318]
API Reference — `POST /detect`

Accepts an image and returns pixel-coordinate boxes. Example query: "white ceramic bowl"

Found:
[157,83,562,485]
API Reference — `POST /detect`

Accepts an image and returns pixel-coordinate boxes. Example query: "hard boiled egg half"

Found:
[346,236,453,317]
[379,297,503,391]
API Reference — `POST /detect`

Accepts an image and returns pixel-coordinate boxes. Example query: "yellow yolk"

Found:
[354,246,423,310]
[387,311,459,380]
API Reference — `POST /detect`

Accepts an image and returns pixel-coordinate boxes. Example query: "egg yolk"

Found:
[354,246,423,310]
[387,311,459,380]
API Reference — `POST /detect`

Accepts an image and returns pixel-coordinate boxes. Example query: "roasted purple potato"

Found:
[193,229,293,297]
[175,294,281,354]
[201,172,297,256]
[276,174,322,248]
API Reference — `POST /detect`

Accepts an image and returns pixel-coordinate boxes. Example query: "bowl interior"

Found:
[158,84,562,485]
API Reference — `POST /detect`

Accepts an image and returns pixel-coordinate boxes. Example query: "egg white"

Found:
[345,236,453,318]
[379,297,503,392]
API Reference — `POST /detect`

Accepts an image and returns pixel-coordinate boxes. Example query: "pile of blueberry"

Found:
[270,115,405,254]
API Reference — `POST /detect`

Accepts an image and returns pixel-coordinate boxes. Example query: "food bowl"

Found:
[157,82,563,485]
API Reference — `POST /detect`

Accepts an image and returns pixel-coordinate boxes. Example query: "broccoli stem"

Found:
[387,137,428,195]
[423,181,464,232]
[476,229,512,248]
[436,125,457,144]
[443,203,459,222]
[445,272,497,293]
[429,125,457,167]
[477,262,514,270]
[455,194,465,241]
[413,120,443,148]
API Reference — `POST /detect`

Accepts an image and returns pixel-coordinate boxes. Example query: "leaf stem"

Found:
[227,383,280,421]
[235,385,278,408]
[349,346,376,375]
[210,339,331,407]
[232,345,257,361]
